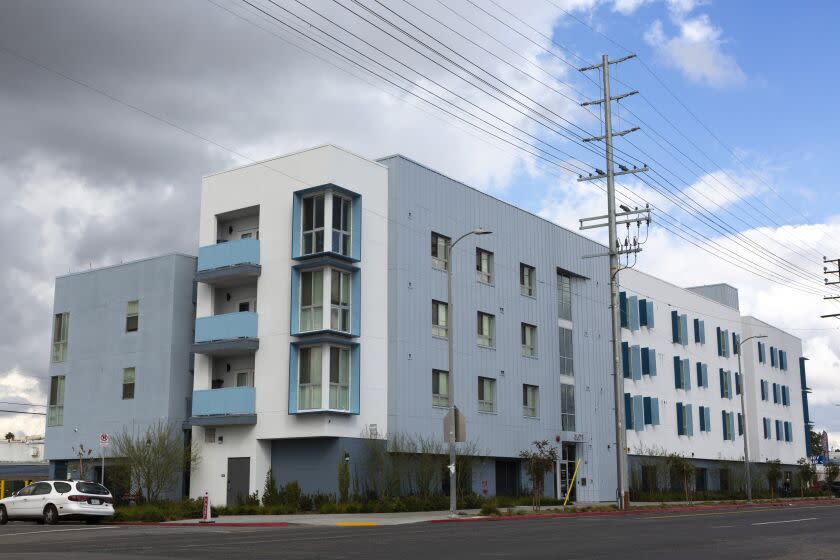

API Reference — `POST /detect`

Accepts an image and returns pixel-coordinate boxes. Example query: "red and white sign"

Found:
[201,492,213,523]
[99,433,110,447]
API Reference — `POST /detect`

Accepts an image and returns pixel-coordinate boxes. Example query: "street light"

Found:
[447,227,492,518]
[736,334,766,503]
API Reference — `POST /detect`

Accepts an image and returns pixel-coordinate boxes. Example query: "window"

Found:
[300,270,324,332]
[722,411,735,441]
[520,263,535,297]
[737,413,744,436]
[126,300,139,332]
[51,312,69,363]
[235,370,253,387]
[298,346,322,410]
[431,232,450,270]
[561,384,575,431]
[329,347,350,410]
[760,379,768,401]
[432,300,448,338]
[521,323,537,357]
[676,402,693,436]
[432,369,449,407]
[477,312,495,348]
[204,427,216,444]
[476,248,493,284]
[122,367,135,400]
[674,357,690,390]
[54,481,72,494]
[478,377,495,413]
[758,341,766,364]
[332,194,352,256]
[301,194,325,255]
[763,417,771,439]
[47,375,65,427]
[671,311,688,345]
[330,270,351,332]
[558,327,573,376]
[720,369,733,399]
[523,384,539,417]
[557,272,571,321]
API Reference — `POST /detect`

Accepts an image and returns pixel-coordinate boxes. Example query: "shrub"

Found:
[113,499,203,522]
[279,481,302,508]
[480,499,500,516]
[262,469,281,506]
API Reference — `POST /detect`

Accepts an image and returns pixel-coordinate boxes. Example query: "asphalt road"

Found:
[1,503,839,559]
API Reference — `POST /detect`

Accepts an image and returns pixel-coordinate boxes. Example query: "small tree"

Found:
[519,440,557,511]
[4,432,14,442]
[796,458,815,497]
[337,454,350,503]
[826,463,840,497]
[666,453,694,503]
[71,443,93,480]
[766,460,782,498]
[111,420,200,502]
[262,468,281,506]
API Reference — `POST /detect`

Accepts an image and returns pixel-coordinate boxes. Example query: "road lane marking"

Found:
[711,525,735,528]
[752,517,817,526]
[336,522,377,527]
[0,526,118,538]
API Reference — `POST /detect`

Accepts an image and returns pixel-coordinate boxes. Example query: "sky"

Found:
[0,0,838,449]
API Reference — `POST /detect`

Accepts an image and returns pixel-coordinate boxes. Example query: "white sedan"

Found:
[0,480,115,524]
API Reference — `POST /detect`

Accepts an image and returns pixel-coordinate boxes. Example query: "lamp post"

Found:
[447,228,492,518]
[736,334,766,503]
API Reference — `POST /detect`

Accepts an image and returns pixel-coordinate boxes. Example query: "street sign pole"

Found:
[99,433,109,485]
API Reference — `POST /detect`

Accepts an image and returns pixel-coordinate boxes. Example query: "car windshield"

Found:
[75,482,110,495]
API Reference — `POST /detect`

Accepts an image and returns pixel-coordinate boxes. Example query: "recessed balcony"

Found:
[193,311,258,356]
[196,238,260,286]
[190,387,256,426]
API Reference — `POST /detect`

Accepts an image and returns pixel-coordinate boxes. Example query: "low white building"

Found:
[0,436,48,497]
[620,270,809,495]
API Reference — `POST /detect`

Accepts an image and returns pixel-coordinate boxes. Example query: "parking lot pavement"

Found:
[0,503,838,560]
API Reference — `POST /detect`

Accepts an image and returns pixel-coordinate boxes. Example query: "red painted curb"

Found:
[430,499,837,524]
[111,521,290,527]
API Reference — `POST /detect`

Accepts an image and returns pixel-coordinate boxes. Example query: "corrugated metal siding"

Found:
[382,156,616,501]
[686,284,740,311]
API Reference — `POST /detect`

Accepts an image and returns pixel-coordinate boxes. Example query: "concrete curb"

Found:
[431,499,837,524]
[110,521,290,527]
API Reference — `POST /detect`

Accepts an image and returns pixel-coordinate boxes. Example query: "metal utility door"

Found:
[495,460,519,496]
[226,457,250,505]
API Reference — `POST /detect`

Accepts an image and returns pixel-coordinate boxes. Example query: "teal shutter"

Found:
[639,298,648,326]
[705,407,711,432]
[633,395,644,431]
[674,357,682,389]
[651,398,660,425]
[351,193,362,260]
[351,268,362,337]
[646,301,655,328]
[719,369,725,398]
[641,347,650,375]
[622,342,630,378]
[648,348,657,375]
[676,402,684,435]
[685,404,693,436]
[683,359,691,389]
[680,315,688,347]
[702,364,708,388]
[289,269,300,335]
[671,311,680,343]
[726,371,732,399]
[698,406,705,431]
[696,362,703,387]
[624,393,633,429]
[721,411,727,439]
[350,344,361,414]
[643,396,652,424]
[699,320,706,344]
[629,296,640,331]
[291,192,302,257]
[631,345,642,380]
[716,327,722,356]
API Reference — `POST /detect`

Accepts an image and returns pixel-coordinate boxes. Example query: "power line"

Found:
[0,401,47,408]
[0,409,46,416]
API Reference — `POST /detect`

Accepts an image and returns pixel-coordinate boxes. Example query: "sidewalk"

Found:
[165,510,478,526]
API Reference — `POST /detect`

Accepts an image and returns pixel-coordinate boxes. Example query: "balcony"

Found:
[196,238,260,286]
[190,387,257,426]
[193,312,259,356]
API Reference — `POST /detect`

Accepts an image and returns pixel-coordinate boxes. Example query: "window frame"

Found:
[47,375,65,427]
[475,248,494,284]
[561,383,575,431]
[522,384,539,418]
[331,193,353,257]
[299,268,325,333]
[204,427,216,444]
[477,311,496,348]
[122,367,136,400]
[432,369,449,408]
[521,323,537,357]
[328,346,351,411]
[477,376,496,413]
[125,300,139,333]
[301,193,326,255]
[557,272,572,321]
[431,232,450,271]
[520,263,536,297]
[330,268,352,333]
[558,327,573,376]
[51,312,69,363]
[298,345,323,411]
[432,300,448,339]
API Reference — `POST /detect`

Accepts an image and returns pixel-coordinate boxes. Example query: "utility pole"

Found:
[822,257,840,318]
[578,54,650,510]
[735,334,766,502]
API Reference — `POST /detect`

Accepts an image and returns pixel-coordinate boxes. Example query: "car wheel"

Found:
[0,505,7,525]
[43,504,59,525]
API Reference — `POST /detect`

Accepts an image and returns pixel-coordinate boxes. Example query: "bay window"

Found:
[330,270,351,333]
[329,347,350,410]
[299,269,324,332]
[298,346,322,410]
[301,194,325,255]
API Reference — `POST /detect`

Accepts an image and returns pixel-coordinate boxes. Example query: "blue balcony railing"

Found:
[195,312,258,343]
[197,238,260,272]
[192,387,256,417]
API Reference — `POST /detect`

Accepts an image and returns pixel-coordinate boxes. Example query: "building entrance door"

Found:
[558,443,576,503]
[226,457,250,506]
[495,460,519,496]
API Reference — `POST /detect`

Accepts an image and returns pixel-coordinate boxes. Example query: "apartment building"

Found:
[619,270,810,494]
[187,145,617,505]
[44,254,196,492]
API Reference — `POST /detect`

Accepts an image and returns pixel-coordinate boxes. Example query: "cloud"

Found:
[612,0,654,14]
[0,370,47,438]
[643,3,746,88]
